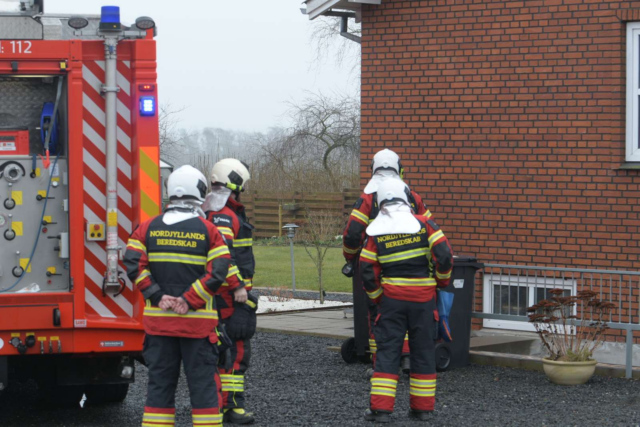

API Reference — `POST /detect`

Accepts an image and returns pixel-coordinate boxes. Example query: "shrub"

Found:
[266,285,294,303]
[528,289,615,362]
[299,209,344,303]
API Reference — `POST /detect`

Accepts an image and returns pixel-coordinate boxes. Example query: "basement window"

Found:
[626,22,640,162]
[482,274,576,332]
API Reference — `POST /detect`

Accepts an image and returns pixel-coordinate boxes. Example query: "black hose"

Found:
[44,77,64,154]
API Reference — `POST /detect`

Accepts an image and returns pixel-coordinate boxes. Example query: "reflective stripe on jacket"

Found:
[359,216,453,303]
[207,197,256,319]
[124,214,243,339]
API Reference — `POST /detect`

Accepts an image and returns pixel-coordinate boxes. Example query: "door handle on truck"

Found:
[53,308,61,327]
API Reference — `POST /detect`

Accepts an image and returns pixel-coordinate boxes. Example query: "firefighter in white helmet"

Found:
[124,165,246,427]
[360,178,453,422]
[203,158,258,425]
[342,148,434,370]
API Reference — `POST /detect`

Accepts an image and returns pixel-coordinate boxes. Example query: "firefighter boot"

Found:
[224,408,255,425]
[364,409,391,423]
[409,410,432,421]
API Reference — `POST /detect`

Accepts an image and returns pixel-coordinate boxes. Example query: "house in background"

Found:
[305,0,640,344]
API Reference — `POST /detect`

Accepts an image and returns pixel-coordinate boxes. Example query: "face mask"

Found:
[202,186,232,213]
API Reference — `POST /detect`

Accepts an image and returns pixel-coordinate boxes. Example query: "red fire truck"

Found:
[0,0,160,404]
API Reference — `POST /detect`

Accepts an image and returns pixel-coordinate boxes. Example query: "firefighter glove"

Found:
[225,291,258,340]
[342,261,355,278]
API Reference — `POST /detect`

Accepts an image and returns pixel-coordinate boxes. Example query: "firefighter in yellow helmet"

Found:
[203,158,258,425]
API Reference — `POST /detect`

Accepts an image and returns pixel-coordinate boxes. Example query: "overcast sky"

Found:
[47,0,357,132]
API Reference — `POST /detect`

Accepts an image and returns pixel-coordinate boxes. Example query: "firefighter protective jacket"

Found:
[206,197,255,319]
[343,190,432,261]
[124,213,243,339]
[359,216,453,303]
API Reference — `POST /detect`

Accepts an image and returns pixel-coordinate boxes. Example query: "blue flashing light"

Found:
[101,6,121,24]
[140,96,156,116]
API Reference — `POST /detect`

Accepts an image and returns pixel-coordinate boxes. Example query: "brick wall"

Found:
[360,0,640,339]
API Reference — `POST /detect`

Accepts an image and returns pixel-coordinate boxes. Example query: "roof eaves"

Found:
[303,0,381,20]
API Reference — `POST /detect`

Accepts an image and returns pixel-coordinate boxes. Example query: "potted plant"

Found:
[527,289,615,385]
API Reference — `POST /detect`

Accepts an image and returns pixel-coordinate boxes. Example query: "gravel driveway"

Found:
[1,332,638,426]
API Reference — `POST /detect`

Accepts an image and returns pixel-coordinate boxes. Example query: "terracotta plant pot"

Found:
[542,358,597,385]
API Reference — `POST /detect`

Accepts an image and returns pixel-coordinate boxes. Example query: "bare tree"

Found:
[159,103,188,163]
[191,152,215,191]
[157,93,360,196]
[310,16,361,73]
[238,92,360,195]
[289,92,360,191]
[299,209,344,303]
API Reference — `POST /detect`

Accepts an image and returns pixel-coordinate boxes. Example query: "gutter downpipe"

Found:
[302,8,362,44]
[339,15,361,44]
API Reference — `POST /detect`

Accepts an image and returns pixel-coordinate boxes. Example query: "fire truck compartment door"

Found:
[0,302,72,330]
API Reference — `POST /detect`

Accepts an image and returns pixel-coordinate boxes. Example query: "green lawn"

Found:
[252,246,352,293]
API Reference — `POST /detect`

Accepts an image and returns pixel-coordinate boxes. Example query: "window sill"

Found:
[618,162,640,170]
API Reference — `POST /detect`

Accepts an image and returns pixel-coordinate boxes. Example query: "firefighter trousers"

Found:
[142,334,222,427]
[370,296,437,414]
[219,336,251,409]
[368,300,378,364]
[367,297,409,369]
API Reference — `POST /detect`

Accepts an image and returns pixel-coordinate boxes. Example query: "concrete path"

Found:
[258,308,353,339]
[257,308,535,349]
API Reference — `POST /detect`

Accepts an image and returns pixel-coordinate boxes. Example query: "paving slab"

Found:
[257,309,354,339]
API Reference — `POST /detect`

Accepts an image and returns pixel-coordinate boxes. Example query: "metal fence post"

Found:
[283,224,299,292]
[289,237,296,292]
[626,328,633,379]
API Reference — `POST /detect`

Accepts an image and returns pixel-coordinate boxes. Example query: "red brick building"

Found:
[306,0,640,340]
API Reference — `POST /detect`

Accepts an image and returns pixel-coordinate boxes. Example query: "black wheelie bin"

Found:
[435,255,484,370]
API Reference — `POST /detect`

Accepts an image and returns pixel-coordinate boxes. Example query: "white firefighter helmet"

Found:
[166,165,208,203]
[210,158,251,192]
[376,178,410,208]
[371,149,402,176]
[367,178,420,237]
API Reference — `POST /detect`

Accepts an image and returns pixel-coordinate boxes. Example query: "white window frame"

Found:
[626,23,640,162]
[482,274,576,332]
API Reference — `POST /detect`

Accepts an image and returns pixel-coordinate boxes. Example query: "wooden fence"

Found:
[242,189,360,239]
